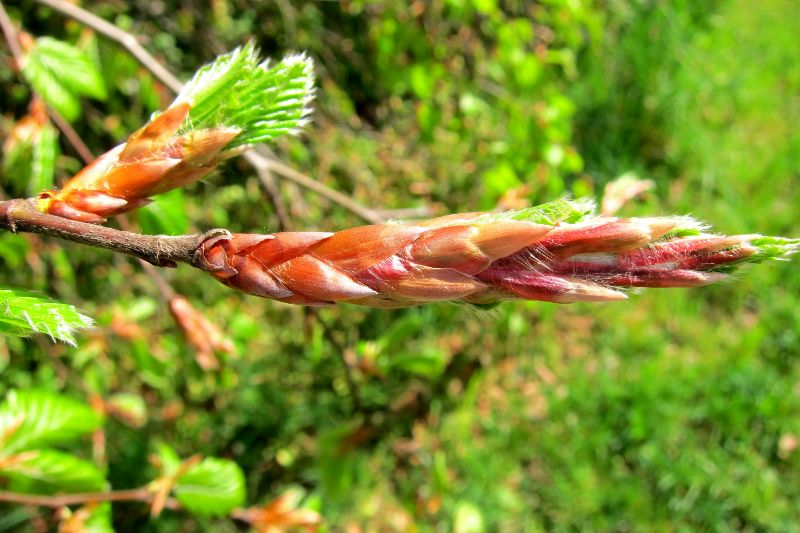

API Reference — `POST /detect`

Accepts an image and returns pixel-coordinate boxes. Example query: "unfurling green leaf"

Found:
[173,457,246,516]
[0,449,107,493]
[470,197,596,226]
[0,389,102,454]
[0,287,93,346]
[21,36,107,121]
[175,41,315,146]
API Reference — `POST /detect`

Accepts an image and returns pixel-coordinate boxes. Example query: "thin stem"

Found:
[242,151,291,230]
[0,487,165,508]
[116,215,177,300]
[254,151,384,224]
[0,199,223,269]
[0,488,260,523]
[0,1,22,66]
[46,108,94,164]
[314,311,362,411]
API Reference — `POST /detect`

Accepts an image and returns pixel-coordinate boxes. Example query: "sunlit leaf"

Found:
[176,41,315,146]
[0,389,102,454]
[0,287,93,346]
[0,449,107,493]
[21,37,107,121]
[173,457,246,516]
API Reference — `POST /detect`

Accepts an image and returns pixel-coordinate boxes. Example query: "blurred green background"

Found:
[1,0,799,530]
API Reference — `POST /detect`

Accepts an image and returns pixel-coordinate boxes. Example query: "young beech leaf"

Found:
[0,287,93,346]
[0,449,107,493]
[175,41,315,146]
[0,389,102,454]
[173,457,246,516]
[21,36,107,121]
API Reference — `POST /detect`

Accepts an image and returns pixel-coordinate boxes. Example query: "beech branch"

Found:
[0,199,224,269]
[0,487,177,509]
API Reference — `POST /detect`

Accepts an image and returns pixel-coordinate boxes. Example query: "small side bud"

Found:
[169,295,235,371]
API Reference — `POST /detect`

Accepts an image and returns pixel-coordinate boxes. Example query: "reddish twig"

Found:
[0,199,223,269]
[0,1,22,67]
[0,487,178,509]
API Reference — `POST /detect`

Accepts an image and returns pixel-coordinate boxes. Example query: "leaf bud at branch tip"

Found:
[190,199,797,308]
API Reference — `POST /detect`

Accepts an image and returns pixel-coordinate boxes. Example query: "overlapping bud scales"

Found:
[37,43,315,222]
[196,199,799,307]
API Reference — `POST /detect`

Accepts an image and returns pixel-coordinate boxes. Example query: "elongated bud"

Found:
[195,200,798,307]
[169,296,235,370]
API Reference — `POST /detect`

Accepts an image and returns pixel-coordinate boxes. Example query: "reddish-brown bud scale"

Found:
[36,102,241,222]
[169,295,235,370]
[196,214,768,307]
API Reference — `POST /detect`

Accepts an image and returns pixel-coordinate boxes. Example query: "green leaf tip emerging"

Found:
[748,236,800,262]
[0,287,93,346]
[470,197,597,226]
[175,41,315,147]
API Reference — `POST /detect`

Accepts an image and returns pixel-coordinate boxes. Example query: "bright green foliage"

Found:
[176,41,315,147]
[0,390,105,495]
[1,119,59,196]
[152,443,246,516]
[1,449,106,492]
[0,288,93,346]
[21,37,107,121]
[173,457,246,516]
[0,390,101,454]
